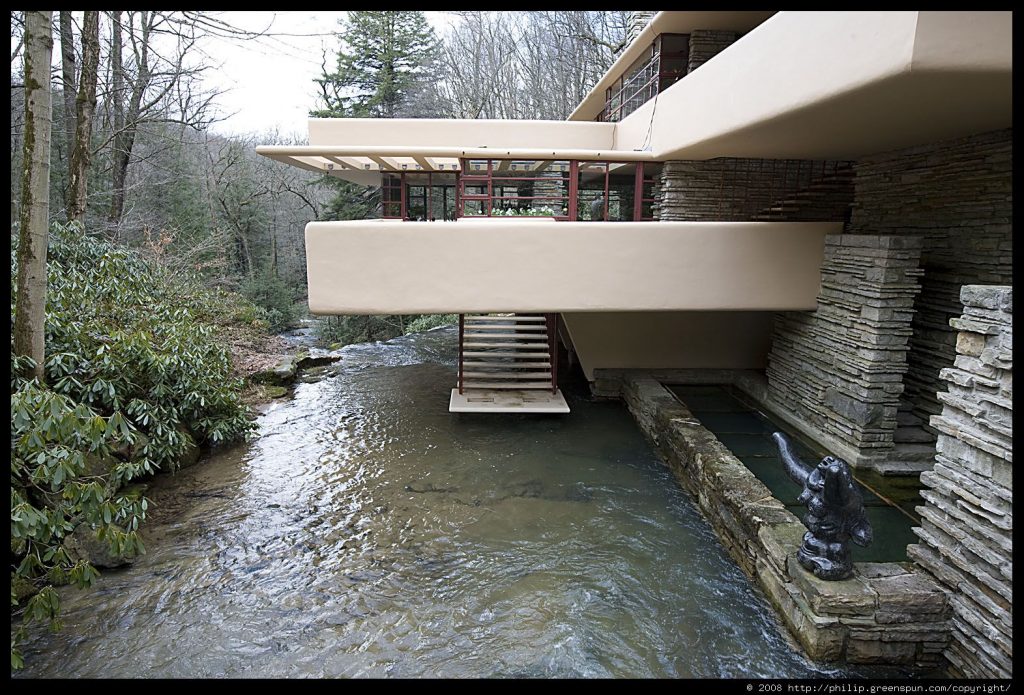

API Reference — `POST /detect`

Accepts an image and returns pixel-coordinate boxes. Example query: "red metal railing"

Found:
[458,313,465,395]
[547,313,559,394]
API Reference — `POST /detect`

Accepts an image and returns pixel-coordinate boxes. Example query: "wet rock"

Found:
[787,555,877,616]
[265,385,289,399]
[296,353,341,370]
[63,524,137,569]
[251,355,299,385]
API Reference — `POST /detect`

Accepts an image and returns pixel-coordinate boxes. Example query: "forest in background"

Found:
[10,10,629,343]
[10,11,629,667]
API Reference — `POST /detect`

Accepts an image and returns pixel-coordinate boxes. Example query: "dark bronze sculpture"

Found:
[772,432,872,580]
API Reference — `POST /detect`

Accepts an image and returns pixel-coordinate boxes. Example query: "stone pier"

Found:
[908,285,1012,678]
[766,235,924,472]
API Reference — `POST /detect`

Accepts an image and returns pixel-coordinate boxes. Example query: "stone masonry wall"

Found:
[658,159,852,222]
[766,236,923,469]
[908,285,1012,678]
[618,375,949,666]
[848,129,1012,433]
[687,30,740,73]
[625,12,657,48]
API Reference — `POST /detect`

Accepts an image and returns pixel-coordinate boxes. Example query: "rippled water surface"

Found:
[17,327,901,678]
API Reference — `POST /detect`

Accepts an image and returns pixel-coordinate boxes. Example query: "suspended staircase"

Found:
[449,313,570,413]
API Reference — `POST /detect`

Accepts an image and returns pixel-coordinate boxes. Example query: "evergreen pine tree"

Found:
[313,11,438,119]
[311,12,441,344]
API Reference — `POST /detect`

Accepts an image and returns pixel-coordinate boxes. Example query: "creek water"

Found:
[16,327,911,678]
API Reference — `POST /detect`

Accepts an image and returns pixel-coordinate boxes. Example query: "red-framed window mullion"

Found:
[400,172,407,219]
[633,162,643,222]
[454,170,460,220]
[603,162,610,221]
[568,161,579,220]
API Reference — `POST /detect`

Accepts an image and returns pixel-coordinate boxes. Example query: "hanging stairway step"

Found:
[462,370,552,379]
[462,360,551,368]
[462,343,548,350]
[463,331,548,339]
[463,315,546,322]
[459,381,554,390]
[462,350,550,358]
[462,324,548,331]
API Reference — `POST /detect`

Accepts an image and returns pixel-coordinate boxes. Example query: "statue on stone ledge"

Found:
[772,431,873,581]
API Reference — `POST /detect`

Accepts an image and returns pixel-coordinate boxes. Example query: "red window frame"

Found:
[596,33,689,123]
[458,159,571,219]
[454,158,661,221]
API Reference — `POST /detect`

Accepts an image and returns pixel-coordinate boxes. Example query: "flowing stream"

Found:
[16,327,911,678]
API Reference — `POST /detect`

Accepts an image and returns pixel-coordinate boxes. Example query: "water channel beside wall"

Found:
[665,385,922,564]
[16,328,914,678]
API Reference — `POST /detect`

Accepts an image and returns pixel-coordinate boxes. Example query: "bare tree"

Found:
[106,11,220,233]
[67,11,100,224]
[432,11,627,121]
[11,11,25,65]
[13,10,54,382]
[59,12,77,167]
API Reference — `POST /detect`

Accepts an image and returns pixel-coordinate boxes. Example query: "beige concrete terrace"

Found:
[303,218,839,315]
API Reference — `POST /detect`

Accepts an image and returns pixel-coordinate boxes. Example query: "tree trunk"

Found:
[108,11,124,236]
[14,11,54,382]
[58,11,77,202]
[67,11,99,225]
[109,11,150,230]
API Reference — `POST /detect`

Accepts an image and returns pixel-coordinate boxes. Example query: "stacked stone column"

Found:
[687,30,740,72]
[624,12,657,48]
[766,235,923,469]
[908,285,1012,678]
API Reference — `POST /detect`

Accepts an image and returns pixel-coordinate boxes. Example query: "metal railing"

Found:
[598,52,659,123]
[546,313,559,394]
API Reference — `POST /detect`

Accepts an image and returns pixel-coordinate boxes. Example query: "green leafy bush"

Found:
[405,313,457,333]
[239,270,302,333]
[313,313,455,348]
[10,223,256,668]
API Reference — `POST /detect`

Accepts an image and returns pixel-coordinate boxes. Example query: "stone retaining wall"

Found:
[658,159,851,222]
[766,235,924,471]
[848,129,1012,434]
[908,285,1012,678]
[614,373,950,666]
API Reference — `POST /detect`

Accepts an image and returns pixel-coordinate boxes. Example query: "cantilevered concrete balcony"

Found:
[304,219,839,315]
[608,10,1012,159]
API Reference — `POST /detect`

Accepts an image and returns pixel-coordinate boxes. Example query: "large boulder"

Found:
[250,355,299,385]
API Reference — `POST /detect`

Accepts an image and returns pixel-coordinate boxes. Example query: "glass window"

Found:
[382,174,402,218]
[599,33,690,122]
[459,159,569,218]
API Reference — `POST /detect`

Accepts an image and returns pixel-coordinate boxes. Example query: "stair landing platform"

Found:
[449,388,570,413]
